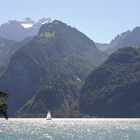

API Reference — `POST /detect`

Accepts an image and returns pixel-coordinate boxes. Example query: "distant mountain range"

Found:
[0,17,51,41]
[0,20,107,117]
[95,43,109,52]
[80,46,140,117]
[1,17,140,55]
[96,27,140,55]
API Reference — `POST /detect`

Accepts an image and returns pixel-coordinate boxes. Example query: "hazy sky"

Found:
[0,0,140,43]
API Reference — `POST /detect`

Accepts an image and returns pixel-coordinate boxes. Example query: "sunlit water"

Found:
[0,118,140,140]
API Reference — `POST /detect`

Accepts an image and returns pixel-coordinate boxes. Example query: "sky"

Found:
[0,0,140,43]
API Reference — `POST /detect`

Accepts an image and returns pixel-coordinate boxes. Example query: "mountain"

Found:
[0,17,51,41]
[0,37,17,77]
[0,37,31,77]
[106,27,140,54]
[80,46,140,117]
[95,43,109,52]
[0,20,107,117]
[18,17,35,28]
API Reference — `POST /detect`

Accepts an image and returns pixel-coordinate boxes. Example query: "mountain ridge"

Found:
[80,46,140,117]
[0,17,51,41]
[106,27,140,54]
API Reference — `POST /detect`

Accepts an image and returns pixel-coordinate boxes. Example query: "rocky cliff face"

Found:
[106,27,140,54]
[80,46,140,117]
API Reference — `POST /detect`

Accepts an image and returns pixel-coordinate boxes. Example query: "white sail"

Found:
[46,110,52,120]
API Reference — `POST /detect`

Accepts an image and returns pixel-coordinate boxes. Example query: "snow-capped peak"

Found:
[0,17,52,29]
[37,17,51,25]
[19,17,35,28]
[20,17,51,28]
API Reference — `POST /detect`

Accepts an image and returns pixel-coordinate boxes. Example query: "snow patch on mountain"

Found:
[21,23,33,28]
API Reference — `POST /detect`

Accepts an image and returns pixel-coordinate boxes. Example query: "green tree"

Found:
[0,91,8,119]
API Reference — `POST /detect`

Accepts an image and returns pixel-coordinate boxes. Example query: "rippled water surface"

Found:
[0,118,140,139]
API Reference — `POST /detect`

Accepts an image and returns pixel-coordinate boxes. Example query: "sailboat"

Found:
[46,110,52,120]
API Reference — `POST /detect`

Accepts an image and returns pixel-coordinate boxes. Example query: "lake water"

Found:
[0,118,140,140]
